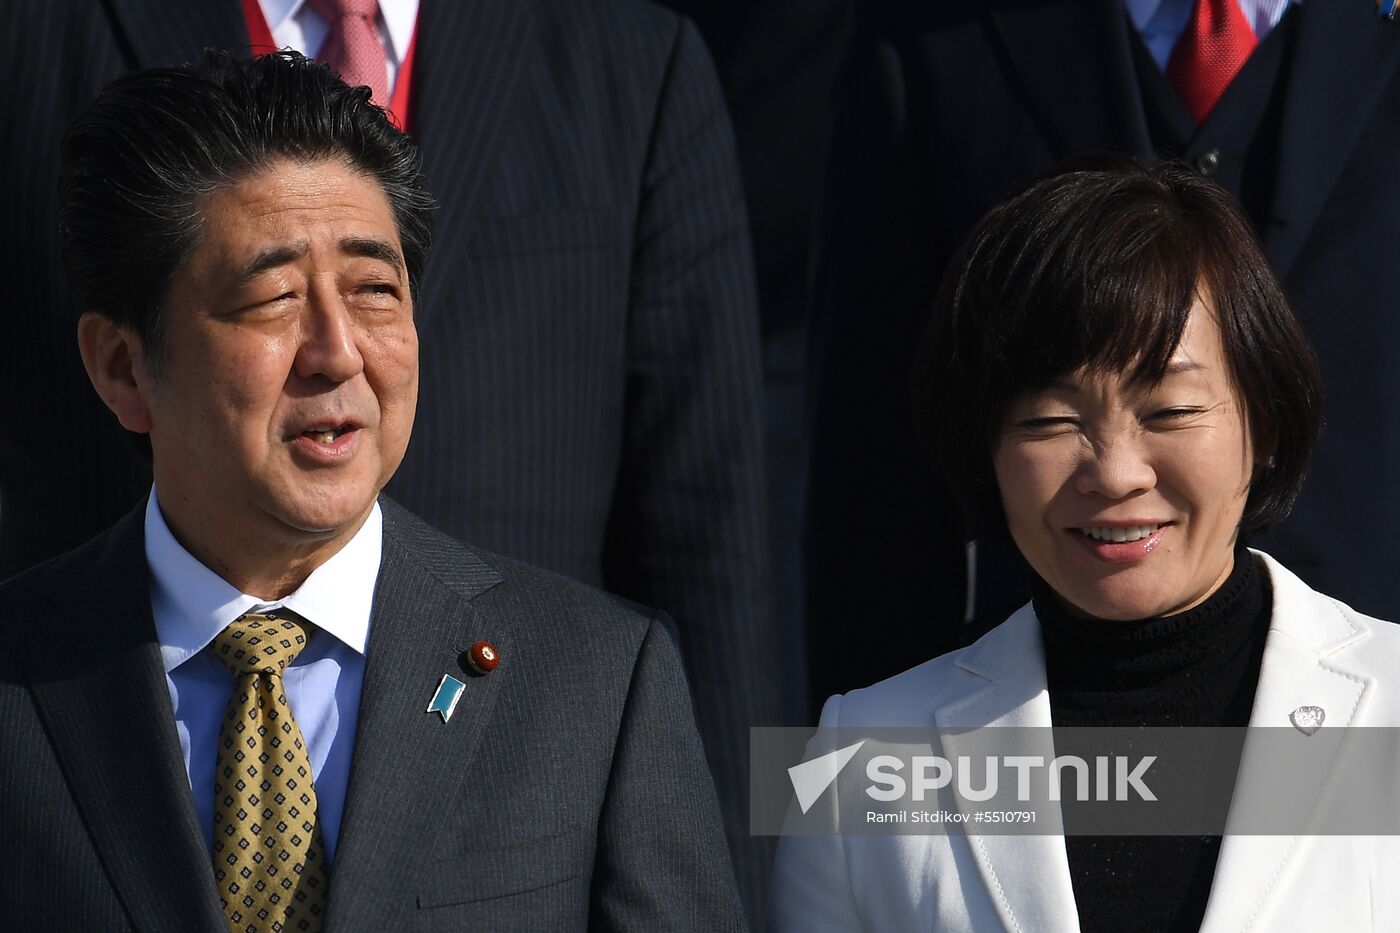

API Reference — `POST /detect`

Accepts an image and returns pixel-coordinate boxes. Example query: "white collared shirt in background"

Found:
[258,0,420,90]
[1126,0,1299,71]
[146,488,381,865]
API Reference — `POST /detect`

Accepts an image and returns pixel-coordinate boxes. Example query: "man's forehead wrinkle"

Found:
[214,189,373,238]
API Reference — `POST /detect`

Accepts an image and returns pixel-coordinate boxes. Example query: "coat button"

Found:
[466,640,501,675]
[1196,148,1221,176]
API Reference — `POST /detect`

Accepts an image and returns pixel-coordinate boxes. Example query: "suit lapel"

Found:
[933,608,1081,933]
[1198,552,1370,933]
[987,0,1153,160]
[26,507,226,932]
[1264,1,1400,279]
[325,500,506,932]
[106,0,249,68]
[411,0,538,325]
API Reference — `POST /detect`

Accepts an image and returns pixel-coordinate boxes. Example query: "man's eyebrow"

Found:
[232,238,404,285]
[341,236,404,279]
[235,242,309,284]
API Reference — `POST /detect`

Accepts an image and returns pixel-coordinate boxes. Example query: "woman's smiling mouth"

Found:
[1070,522,1173,562]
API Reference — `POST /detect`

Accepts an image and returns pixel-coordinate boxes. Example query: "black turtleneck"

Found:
[1034,546,1270,933]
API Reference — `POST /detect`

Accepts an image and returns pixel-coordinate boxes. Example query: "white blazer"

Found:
[769,551,1400,932]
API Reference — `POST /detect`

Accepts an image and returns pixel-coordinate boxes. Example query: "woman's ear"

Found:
[1249,444,1277,485]
[1248,416,1278,483]
[77,312,154,434]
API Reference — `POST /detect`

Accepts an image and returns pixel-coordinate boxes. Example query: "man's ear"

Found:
[77,312,154,434]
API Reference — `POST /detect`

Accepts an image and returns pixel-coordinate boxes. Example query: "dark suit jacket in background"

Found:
[1,0,779,913]
[659,0,852,727]
[0,498,746,931]
[805,0,1400,709]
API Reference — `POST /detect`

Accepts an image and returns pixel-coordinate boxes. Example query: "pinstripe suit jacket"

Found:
[0,497,747,931]
[2,0,778,912]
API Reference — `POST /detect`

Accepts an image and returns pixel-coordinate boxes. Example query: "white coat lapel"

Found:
[1199,552,1371,933]
[934,607,1082,933]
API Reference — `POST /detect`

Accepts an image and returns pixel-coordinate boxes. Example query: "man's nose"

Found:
[1073,435,1157,500]
[294,284,364,383]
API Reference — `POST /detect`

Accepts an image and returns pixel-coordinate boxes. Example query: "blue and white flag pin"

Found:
[427,674,467,723]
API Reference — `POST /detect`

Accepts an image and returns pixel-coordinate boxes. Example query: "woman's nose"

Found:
[1073,436,1157,500]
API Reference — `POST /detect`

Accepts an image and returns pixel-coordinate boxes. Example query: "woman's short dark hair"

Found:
[915,153,1322,536]
[58,49,435,368]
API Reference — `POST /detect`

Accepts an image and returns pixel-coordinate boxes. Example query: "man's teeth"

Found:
[1083,524,1161,543]
[308,430,338,444]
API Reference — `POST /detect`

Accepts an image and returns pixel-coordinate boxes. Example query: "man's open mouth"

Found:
[300,424,356,445]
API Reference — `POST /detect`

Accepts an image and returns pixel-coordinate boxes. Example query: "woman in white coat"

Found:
[769,155,1400,932]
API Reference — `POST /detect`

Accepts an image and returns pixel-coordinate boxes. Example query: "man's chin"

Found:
[267,489,380,539]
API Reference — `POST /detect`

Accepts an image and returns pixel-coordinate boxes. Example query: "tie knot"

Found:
[306,0,380,22]
[212,612,309,678]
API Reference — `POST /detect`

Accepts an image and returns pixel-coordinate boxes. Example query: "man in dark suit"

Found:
[804,0,1400,708]
[2,0,778,913]
[660,0,853,727]
[0,51,745,931]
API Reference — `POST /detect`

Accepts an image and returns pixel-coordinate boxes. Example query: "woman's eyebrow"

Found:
[1164,360,1205,376]
[1044,359,1206,394]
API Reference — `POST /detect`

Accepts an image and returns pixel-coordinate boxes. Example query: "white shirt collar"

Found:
[261,0,419,63]
[146,487,381,674]
[377,0,417,61]
[1124,0,1301,36]
[259,0,303,34]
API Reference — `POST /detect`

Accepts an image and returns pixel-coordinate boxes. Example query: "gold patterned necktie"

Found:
[211,611,328,933]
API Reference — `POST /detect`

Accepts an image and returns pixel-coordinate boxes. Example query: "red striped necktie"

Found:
[306,0,389,108]
[1165,0,1259,123]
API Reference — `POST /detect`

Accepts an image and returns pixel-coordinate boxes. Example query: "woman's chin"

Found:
[1051,576,1184,621]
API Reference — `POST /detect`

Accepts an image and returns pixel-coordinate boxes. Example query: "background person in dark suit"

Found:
[1,0,780,913]
[804,0,1400,709]
[661,0,853,727]
[0,51,745,931]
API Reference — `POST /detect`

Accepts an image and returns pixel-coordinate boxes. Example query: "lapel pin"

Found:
[1290,705,1326,736]
[426,674,467,723]
[1380,0,1399,19]
[466,640,501,675]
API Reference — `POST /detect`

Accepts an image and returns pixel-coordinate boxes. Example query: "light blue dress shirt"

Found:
[1125,0,1299,71]
[145,490,380,866]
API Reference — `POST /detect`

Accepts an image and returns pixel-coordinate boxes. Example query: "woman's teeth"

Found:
[1083,524,1160,543]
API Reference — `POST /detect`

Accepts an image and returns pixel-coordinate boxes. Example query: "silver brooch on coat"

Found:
[1289,705,1325,736]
